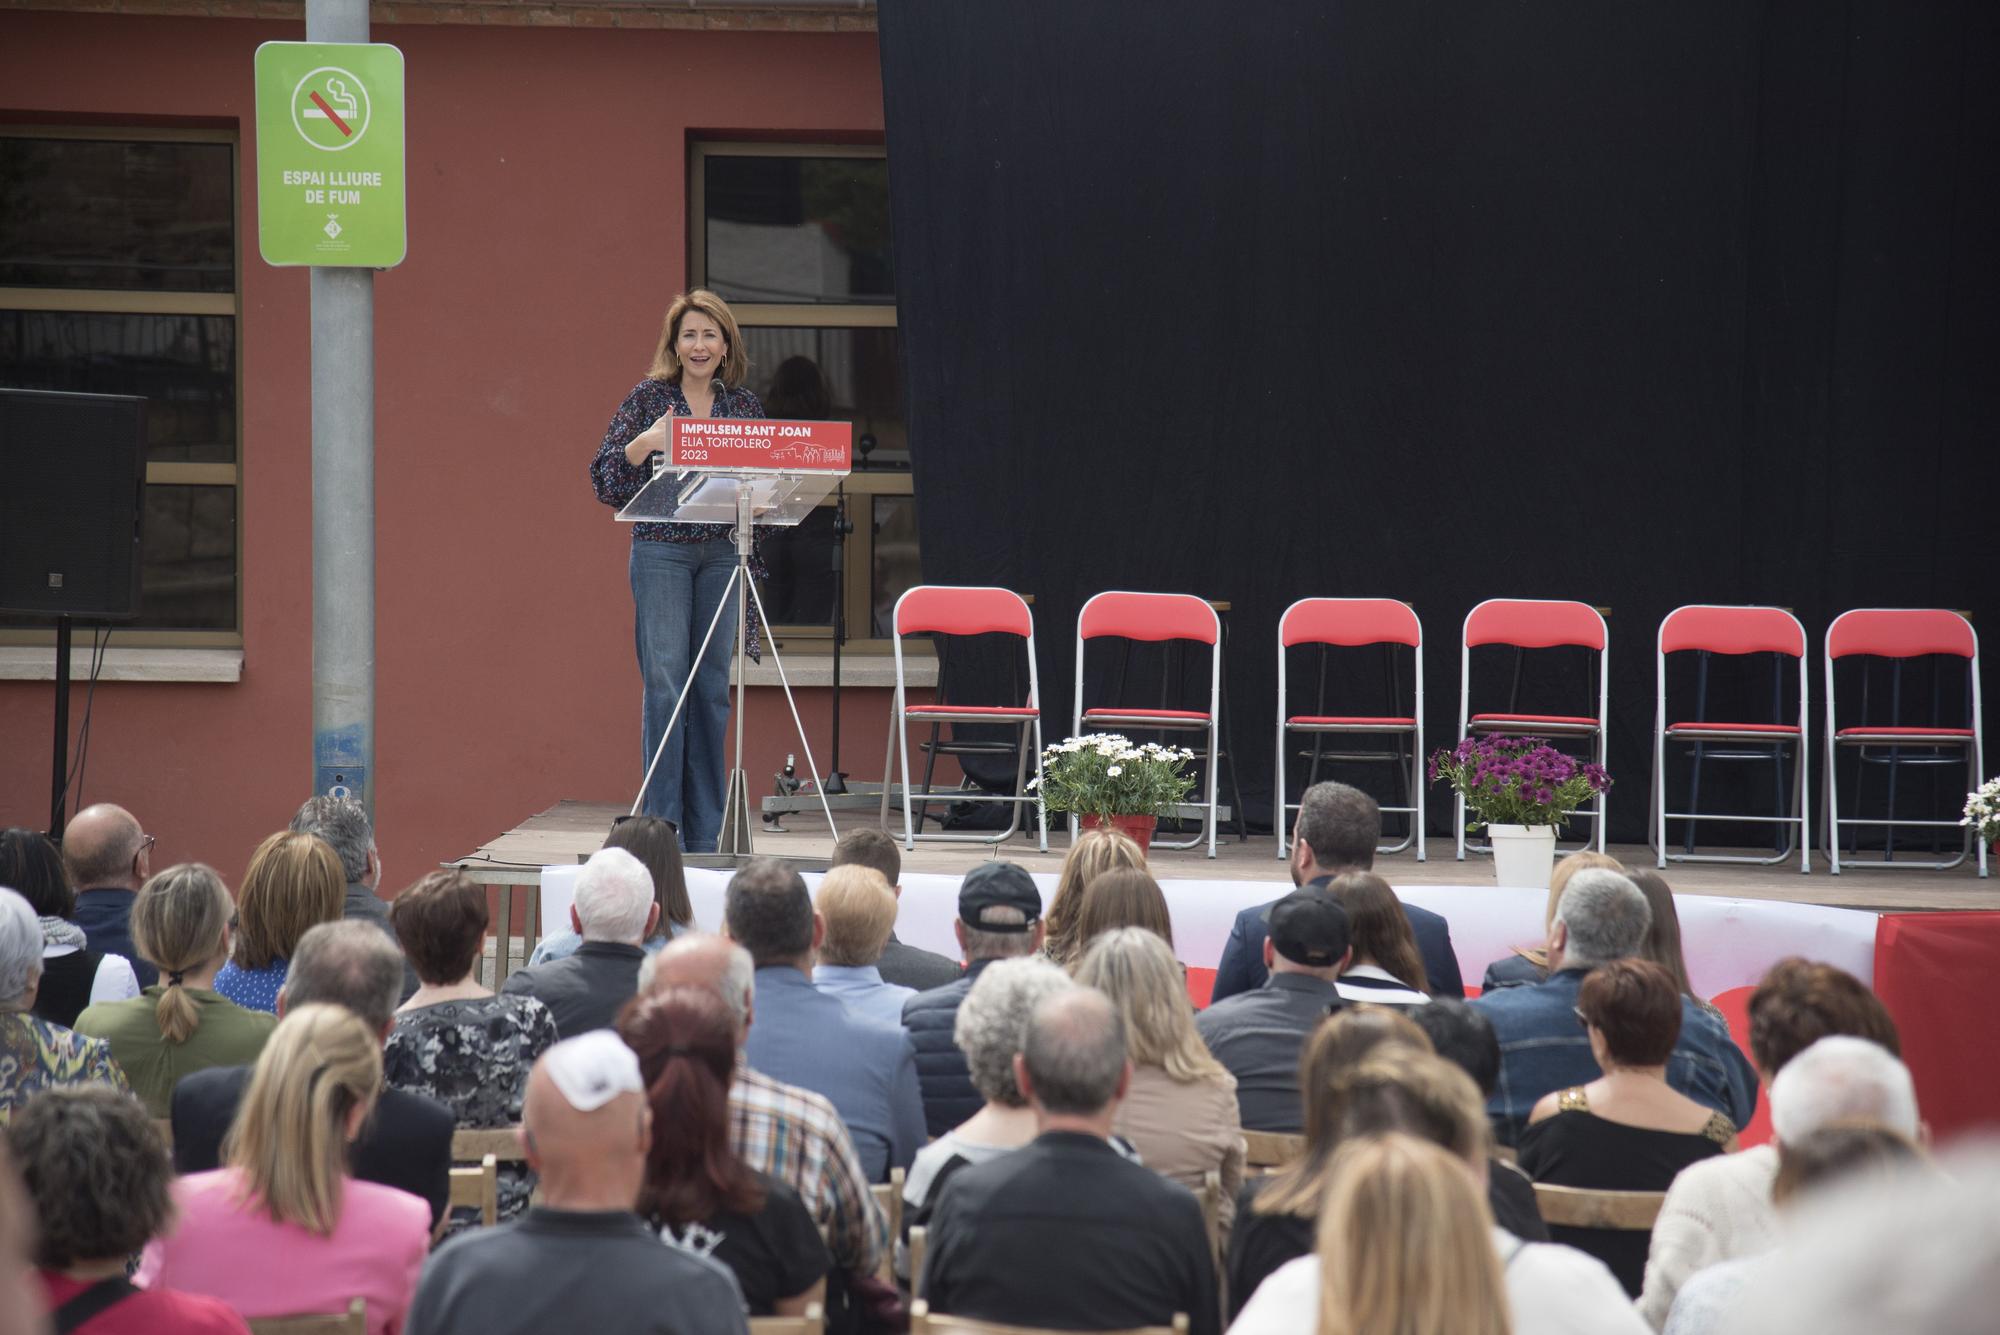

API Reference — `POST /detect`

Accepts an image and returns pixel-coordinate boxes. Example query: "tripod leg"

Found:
[745,576,840,840]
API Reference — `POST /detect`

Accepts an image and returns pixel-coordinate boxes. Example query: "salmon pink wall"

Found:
[0,13,909,888]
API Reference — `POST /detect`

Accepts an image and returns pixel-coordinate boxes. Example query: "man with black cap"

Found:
[901,862,1046,1137]
[1194,886,1352,1133]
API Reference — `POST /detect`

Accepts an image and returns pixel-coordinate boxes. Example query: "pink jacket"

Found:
[139,1169,430,1335]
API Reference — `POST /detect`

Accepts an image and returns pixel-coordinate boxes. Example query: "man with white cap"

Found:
[406,1031,748,1335]
[501,847,659,1038]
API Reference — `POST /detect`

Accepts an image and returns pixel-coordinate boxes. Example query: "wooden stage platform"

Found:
[455,799,1993,915]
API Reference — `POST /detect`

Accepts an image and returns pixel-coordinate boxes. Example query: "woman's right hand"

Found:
[624,411,675,467]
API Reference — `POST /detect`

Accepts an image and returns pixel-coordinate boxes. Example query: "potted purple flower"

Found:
[1428,736,1612,888]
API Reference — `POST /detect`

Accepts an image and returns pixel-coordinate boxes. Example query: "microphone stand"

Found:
[823,481,853,794]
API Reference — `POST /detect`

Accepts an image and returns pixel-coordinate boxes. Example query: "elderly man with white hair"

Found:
[501,848,658,1038]
[1472,869,1757,1146]
[0,886,127,1123]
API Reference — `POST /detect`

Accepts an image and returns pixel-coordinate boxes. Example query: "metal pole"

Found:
[307,0,376,816]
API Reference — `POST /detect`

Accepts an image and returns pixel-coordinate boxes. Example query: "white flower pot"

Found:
[1488,823,1558,889]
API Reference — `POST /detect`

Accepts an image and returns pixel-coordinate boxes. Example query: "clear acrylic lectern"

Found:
[617,425,850,855]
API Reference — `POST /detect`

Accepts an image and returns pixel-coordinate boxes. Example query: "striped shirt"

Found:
[730,1061,888,1277]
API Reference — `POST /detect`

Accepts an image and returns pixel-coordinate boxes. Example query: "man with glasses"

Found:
[60,804,158,987]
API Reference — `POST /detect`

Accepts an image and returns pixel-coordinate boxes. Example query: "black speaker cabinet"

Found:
[0,388,148,620]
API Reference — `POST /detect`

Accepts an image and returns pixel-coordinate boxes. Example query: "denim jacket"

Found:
[1471,967,1759,1147]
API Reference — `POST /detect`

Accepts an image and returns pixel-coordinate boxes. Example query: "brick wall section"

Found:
[0,0,876,29]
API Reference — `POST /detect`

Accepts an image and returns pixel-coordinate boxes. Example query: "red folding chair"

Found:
[1456,598,1609,860]
[1073,591,1221,857]
[1652,605,1809,872]
[1824,608,1986,877]
[881,586,1047,853]
[1275,598,1425,862]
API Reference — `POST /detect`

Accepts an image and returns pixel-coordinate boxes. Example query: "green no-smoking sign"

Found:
[254,42,406,267]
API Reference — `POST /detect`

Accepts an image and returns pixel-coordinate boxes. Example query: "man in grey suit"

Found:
[502,847,657,1038]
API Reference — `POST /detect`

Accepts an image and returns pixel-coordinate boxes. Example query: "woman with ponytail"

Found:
[75,864,275,1117]
[139,1004,430,1334]
[618,986,829,1317]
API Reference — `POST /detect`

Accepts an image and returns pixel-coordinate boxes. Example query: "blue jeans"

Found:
[631,539,739,851]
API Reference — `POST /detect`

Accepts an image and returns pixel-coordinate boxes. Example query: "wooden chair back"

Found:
[909,1301,1188,1334]
[451,1127,527,1162]
[750,1302,826,1334]
[438,1153,499,1240]
[1241,1130,1304,1171]
[910,1224,928,1299]
[248,1299,366,1335]
[870,1167,905,1284]
[1531,1183,1667,1231]
[1195,1168,1223,1255]
[151,1118,174,1151]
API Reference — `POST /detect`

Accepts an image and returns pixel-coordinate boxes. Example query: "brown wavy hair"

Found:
[618,986,764,1226]
[646,288,749,389]
[1070,867,1173,958]
[1042,827,1146,966]
[1325,872,1429,994]
[231,832,344,970]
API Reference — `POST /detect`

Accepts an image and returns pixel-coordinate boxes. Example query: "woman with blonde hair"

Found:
[590,288,767,855]
[140,1004,430,1333]
[1075,927,1242,1247]
[1041,826,1146,966]
[1070,867,1175,959]
[75,864,276,1116]
[1479,849,1622,992]
[1230,1134,1512,1335]
[213,833,344,1014]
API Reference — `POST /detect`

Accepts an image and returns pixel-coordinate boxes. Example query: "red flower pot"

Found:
[1079,812,1159,853]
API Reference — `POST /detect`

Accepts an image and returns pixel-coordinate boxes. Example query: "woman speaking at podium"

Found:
[590,289,766,853]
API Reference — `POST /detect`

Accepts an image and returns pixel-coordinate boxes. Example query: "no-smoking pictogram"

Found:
[290,66,372,151]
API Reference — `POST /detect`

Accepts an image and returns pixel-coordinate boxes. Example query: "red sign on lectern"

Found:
[670,418,853,473]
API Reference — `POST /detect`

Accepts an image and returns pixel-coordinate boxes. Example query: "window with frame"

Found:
[690,142,916,651]
[0,128,242,645]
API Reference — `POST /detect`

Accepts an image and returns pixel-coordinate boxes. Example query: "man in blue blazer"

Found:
[1210,782,1463,1002]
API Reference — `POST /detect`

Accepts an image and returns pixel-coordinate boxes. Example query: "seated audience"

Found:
[141,1004,431,1333]
[9,1086,247,1334]
[1040,826,1146,969]
[619,986,830,1316]
[1070,866,1175,958]
[904,862,1049,1136]
[1196,886,1351,1133]
[1407,998,1547,1241]
[384,871,558,1231]
[213,831,344,1013]
[1664,1120,1925,1335]
[173,920,454,1229]
[1471,869,1756,1146]
[61,803,159,987]
[75,864,276,1117]
[527,815,684,966]
[0,827,138,1028]
[0,1139,36,1335]
[1638,959,1904,1328]
[0,887,127,1123]
[1233,1050,1647,1335]
[1324,871,1432,1007]
[1479,850,1621,992]
[405,1032,749,1335]
[1227,1007,1435,1314]
[728,857,923,1181]
[289,797,418,1000]
[644,934,889,1286]
[1074,927,1242,1248]
[922,987,1219,1335]
[1518,959,1737,1295]
[1229,1134,1511,1335]
[901,957,1077,1276]
[811,864,917,1029]
[828,829,959,990]
[1718,1140,2000,1335]
[500,847,656,1038]
[1213,782,1463,1003]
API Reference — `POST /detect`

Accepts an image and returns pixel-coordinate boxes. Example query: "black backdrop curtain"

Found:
[877,0,1996,843]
